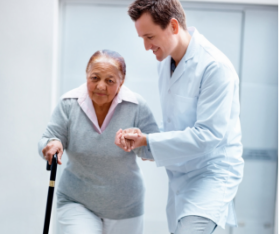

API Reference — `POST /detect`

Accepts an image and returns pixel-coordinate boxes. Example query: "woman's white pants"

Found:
[57,202,143,234]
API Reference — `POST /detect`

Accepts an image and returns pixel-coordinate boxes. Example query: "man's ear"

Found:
[170,18,179,34]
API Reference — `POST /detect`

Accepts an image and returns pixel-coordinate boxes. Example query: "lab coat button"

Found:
[168,90,171,94]
[176,191,180,195]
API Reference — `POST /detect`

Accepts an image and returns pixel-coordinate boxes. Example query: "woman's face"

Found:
[86,57,124,108]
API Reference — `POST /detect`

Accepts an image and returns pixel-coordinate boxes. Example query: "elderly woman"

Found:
[38,50,159,234]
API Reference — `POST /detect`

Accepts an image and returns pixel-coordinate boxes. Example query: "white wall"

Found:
[181,0,277,5]
[0,0,57,233]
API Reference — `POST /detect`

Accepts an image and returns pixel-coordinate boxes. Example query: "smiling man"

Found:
[115,1,244,234]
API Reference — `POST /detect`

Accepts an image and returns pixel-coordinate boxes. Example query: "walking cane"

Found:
[43,154,58,234]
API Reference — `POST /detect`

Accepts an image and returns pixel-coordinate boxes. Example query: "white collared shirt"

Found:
[62,83,138,134]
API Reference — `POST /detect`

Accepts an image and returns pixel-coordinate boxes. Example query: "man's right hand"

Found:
[115,129,154,162]
[42,140,63,165]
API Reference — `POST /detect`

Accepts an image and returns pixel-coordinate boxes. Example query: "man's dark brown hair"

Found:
[128,0,187,30]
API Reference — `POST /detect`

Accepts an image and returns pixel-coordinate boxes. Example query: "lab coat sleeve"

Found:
[149,63,237,167]
[132,98,160,160]
[38,99,70,159]
[158,119,164,132]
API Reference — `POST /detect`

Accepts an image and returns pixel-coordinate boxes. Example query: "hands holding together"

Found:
[115,128,146,152]
[115,128,154,161]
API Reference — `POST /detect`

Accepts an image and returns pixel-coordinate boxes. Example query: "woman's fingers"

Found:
[124,138,135,152]
[122,130,134,152]
[124,132,146,149]
[43,145,54,165]
[116,129,122,135]
[123,133,140,141]
[115,130,131,152]
[115,128,143,152]
[57,148,63,165]
[126,128,142,136]
[46,153,53,165]
[42,140,63,165]
[124,137,132,152]
[130,139,135,150]
[47,148,56,165]
[115,130,123,145]
[141,158,154,162]
[134,128,142,137]
[121,130,128,150]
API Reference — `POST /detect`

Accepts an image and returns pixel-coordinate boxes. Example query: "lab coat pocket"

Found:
[171,94,198,130]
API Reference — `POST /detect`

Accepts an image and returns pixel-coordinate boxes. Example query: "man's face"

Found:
[135,13,176,61]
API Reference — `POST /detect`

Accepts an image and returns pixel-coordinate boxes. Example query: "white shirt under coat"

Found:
[148,27,244,232]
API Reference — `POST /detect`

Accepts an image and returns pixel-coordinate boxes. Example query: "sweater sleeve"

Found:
[132,97,160,160]
[38,99,70,159]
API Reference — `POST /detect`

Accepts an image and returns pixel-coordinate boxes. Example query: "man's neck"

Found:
[171,29,191,66]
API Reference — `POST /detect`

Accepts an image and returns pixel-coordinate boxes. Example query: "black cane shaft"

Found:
[43,154,57,234]
[43,187,54,234]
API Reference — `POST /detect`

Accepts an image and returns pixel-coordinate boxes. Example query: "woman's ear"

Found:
[121,75,125,85]
[117,77,125,93]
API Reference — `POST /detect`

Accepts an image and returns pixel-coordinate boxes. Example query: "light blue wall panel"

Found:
[233,160,277,234]
[235,8,278,234]
[185,9,243,74]
[241,10,278,86]
[240,83,278,149]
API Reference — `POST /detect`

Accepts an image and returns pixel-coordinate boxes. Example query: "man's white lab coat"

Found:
[148,27,244,233]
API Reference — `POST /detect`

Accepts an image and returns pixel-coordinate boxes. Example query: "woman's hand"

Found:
[115,129,154,161]
[115,128,147,151]
[42,140,63,165]
[115,129,135,152]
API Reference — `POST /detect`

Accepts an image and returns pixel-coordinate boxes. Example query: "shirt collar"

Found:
[182,26,199,62]
[116,85,138,105]
[62,83,138,134]
[62,82,139,105]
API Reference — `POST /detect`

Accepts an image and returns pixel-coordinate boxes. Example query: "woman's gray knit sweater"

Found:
[38,89,159,220]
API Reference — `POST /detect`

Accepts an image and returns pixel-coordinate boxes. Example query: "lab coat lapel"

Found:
[160,56,172,96]
[168,56,186,89]
[168,28,197,89]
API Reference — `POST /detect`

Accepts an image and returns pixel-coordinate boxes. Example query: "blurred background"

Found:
[0,0,278,233]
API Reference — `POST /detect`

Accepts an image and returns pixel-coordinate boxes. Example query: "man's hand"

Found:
[115,129,137,152]
[115,128,154,161]
[115,128,147,151]
[42,140,63,165]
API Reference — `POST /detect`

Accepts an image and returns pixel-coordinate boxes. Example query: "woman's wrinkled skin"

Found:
[43,55,125,165]
[87,56,124,127]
